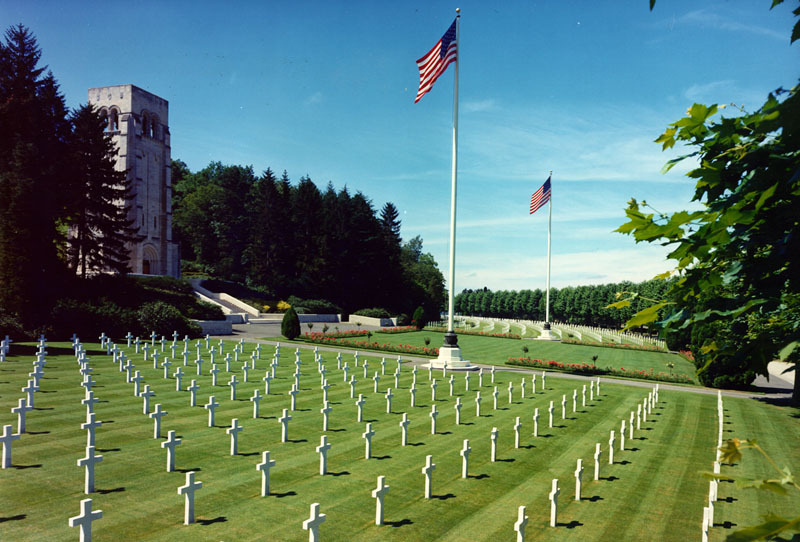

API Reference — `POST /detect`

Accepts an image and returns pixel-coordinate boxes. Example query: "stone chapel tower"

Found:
[88,84,179,277]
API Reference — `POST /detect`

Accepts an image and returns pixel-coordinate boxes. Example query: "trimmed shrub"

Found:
[51,298,138,339]
[353,308,391,318]
[281,306,301,340]
[286,296,342,314]
[412,306,426,330]
[137,301,201,338]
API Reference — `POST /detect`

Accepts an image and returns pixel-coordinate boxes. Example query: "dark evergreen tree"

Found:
[281,306,301,339]
[66,103,137,277]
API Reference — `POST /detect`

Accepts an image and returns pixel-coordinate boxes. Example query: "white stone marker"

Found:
[620,419,626,451]
[162,358,172,379]
[150,404,167,439]
[363,422,375,459]
[520,378,526,399]
[702,506,710,542]
[302,502,326,542]
[454,397,462,425]
[288,385,300,411]
[448,374,455,396]
[541,371,546,389]
[430,404,438,434]
[574,458,584,501]
[1,425,20,469]
[242,360,250,382]
[187,380,199,407]
[279,408,292,442]
[68,498,102,542]
[400,413,409,446]
[637,404,642,430]
[533,408,539,437]
[355,393,366,422]
[410,386,417,407]
[263,372,272,395]
[372,475,390,525]
[228,375,238,401]
[321,400,332,431]
[431,379,437,401]
[561,394,567,419]
[531,374,536,394]
[373,372,380,393]
[508,381,514,404]
[385,388,393,413]
[161,430,181,472]
[227,418,243,455]
[363,361,369,379]
[548,401,554,428]
[629,411,635,440]
[594,443,601,480]
[123,360,134,382]
[465,372,471,391]
[177,471,202,525]
[250,389,262,418]
[12,398,33,434]
[479,368,484,388]
[349,376,357,399]
[549,479,560,527]
[204,396,219,427]
[514,505,529,542]
[174,367,184,391]
[475,391,482,416]
[460,439,471,478]
[316,435,331,475]
[492,386,499,410]
[490,427,499,462]
[491,366,496,384]
[642,400,648,423]
[256,451,276,496]
[77,445,103,494]
[343,362,349,382]
[582,384,586,407]
[82,413,102,447]
[141,385,154,414]
[131,371,143,397]
[195,354,204,376]
[394,368,400,389]
[572,389,577,413]
[608,430,615,464]
[321,379,330,403]
[82,392,98,416]
[514,417,521,449]
[596,377,601,395]
[590,381,595,401]
[422,455,436,499]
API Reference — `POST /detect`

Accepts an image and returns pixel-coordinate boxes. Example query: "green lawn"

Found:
[1,340,797,540]
[297,330,696,383]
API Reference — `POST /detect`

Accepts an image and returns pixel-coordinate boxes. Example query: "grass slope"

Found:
[0,340,796,541]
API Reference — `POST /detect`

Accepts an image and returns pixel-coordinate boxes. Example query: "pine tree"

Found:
[66,103,137,277]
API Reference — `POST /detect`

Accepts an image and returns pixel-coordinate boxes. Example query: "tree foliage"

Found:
[281,306,301,340]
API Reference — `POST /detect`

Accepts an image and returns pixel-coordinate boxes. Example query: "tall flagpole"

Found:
[545,170,552,324]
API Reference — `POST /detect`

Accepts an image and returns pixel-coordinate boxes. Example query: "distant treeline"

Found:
[172,161,445,319]
[454,278,674,329]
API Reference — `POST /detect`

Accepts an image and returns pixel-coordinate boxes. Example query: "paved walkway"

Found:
[212,322,795,403]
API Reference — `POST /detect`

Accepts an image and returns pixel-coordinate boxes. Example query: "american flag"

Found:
[415,19,458,103]
[529,177,551,215]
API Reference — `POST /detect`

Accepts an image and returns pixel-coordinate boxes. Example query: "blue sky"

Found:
[3,1,797,291]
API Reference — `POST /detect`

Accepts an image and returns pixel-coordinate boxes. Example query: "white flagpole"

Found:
[545,170,552,324]
[446,9,460,335]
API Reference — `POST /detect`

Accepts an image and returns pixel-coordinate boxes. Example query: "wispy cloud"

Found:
[463,99,497,113]
[305,91,324,105]
[678,9,788,42]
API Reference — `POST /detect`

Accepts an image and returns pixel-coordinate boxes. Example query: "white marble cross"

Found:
[372,475,390,525]
[582,384,586,407]
[224,353,232,373]
[279,408,291,442]
[242,360,250,383]
[263,370,273,395]
[12,398,33,434]
[490,427,499,462]
[514,505,529,542]
[150,404,167,439]
[246,389,261,418]
[464,372,471,391]
[161,430,181,472]
[596,377,601,395]
[302,502,326,542]
[209,364,219,387]
[533,407,539,437]
[77,445,103,494]
[372,372,380,393]
[1,424,20,469]
[393,368,400,389]
[594,442,601,481]
[448,374,455,396]
[541,371,546,389]
[475,391,482,416]
[531,374,536,394]
[454,397,462,425]
[187,379,200,407]
[590,380,595,401]
[561,394,567,420]
[479,368,484,388]
[362,360,369,379]
[68,498,102,541]
[410,386,417,407]
[256,451,276,496]
[422,455,436,499]
[227,418,243,455]
[355,394,366,422]
[491,366,496,384]
[195,355,204,377]
[629,411,635,440]
[385,388,393,413]
[82,392,98,416]
[492,386,499,410]
[349,376,357,399]
[362,422,375,459]
[204,396,219,427]
[429,404,438,434]
[316,435,331,475]
[141,385,154,414]
[608,430,615,464]
[177,471,202,525]
[460,439,471,478]
[520,378,526,399]
[321,379,330,403]
[548,400,554,428]
[343,363,349,382]
[514,417,521,449]
[174,367,185,391]
[81,413,102,448]
[399,412,409,446]
[431,378,437,401]
[131,371,143,397]
[228,375,238,401]
[321,400,332,431]
[152,350,160,370]
[572,389,577,413]
[549,479,560,527]
[123,359,134,382]
[637,404,642,429]
[575,458,584,501]
[508,381,514,404]
[620,419,626,451]
[161,358,172,379]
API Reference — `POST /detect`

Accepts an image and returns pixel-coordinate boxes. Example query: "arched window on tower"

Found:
[141,113,150,137]
[99,108,109,132]
[109,108,119,132]
[150,114,159,140]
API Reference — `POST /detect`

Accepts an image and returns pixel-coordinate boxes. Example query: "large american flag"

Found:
[415,19,458,103]
[529,177,552,215]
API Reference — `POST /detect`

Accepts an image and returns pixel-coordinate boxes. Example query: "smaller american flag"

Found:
[529,177,552,215]
[415,18,458,103]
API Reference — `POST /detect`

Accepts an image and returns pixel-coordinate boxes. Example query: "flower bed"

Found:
[506,356,695,384]
[374,326,418,334]
[303,330,370,340]
[426,326,521,340]
[560,338,667,353]
[300,334,439,357]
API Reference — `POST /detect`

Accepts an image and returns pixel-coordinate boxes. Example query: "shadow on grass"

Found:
[496,458,515,463]
[374,455,392,460]
[26,431,50,435]
[97,487,125,494]
[11,464,42,469]
[720,496,738,503]
[329,471,350,477]
[96,448,121,453]
[240,452,260,457]
[198,516,227,526]
[431,493,456,500]
[717,521,737,529]
[600,476,619,482]
[0,514,26,523]
[177,467,202,473]
[273,491,297,498]
[407,442,425,447]
[559,520,583,529]
[328,428,346,432]
[469,474,489,480]
[586,495,604,502]
[286,439,308,444]
[385,518,413,528]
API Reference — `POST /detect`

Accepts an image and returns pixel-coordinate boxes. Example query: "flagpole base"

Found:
[427,331,477,371]
[535,322,561,341]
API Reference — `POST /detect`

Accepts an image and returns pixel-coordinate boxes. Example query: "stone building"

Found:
[88,84,179,277]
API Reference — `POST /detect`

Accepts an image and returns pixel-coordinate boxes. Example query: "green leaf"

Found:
[754,182,778,211]
[718,438,744,464]
[605,299,631,310]
[735,478,789,495]
[778,341,799,361]
[650,0,656,11]
[621,302,672,331]
[727,514,800,542]
[654,127,677,150]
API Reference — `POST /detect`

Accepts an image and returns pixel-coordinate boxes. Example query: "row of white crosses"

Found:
[702,390,724,542]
